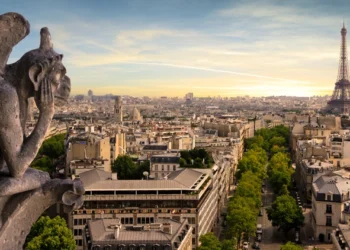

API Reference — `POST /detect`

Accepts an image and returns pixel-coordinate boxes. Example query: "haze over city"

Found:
[3,0,350,97]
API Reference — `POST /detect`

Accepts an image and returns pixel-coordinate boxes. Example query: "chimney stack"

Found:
[162,223,172,234]
[114,225,120,239]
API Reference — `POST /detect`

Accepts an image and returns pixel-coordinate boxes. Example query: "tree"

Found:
[31,156,54,173]
[245,135,264,149]
[111,155,137,179]
[179,158,186,168]
[222,239,237,250]
[226,196,257,244]
[39,133,65,159]
[26,216,76,250]
[266,195,304,234]
[198,232,221,250]
[269,136,286,149]
[138,160,150,178]
[279,184,290,196]
[280,241,303,250]
[270,145,286,156]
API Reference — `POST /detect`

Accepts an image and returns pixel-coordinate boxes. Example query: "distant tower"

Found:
[88,89,93,102]
[114,96,123,123]
[327,23,350,113]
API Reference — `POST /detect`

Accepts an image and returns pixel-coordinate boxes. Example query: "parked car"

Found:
[256,224,263,234]
[258,209,263,216]
[256,234,262,242]
[252,242,260,249]
[295,231,301,243]
[243,242,249,249]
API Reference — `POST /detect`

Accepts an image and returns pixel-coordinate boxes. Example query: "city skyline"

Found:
[4,0,350,97]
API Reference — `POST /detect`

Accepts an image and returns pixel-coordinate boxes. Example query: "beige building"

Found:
[71,168,216,249]
[83,218,192,250]
[311,174,350,242]
[296,159,333,202]
[150,153,180,179]
[66,132,112,174]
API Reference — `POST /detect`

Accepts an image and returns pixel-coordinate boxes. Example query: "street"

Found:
[256,182,282,250]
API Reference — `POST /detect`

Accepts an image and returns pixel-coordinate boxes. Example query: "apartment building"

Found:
[66,132,111,174]
[328,133,350,167]
[71,168,215,249]
[296,159,333,202]
[311,174,350,241]
[83,218,192,250]
[150,154,180,179]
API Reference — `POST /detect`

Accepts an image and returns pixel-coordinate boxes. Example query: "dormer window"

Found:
[327,194,332,201]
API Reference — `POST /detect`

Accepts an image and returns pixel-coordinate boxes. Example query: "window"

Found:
[326,216,332,226]
[326,204,332,213]
[167,165,170,171]
[173,165,176,171]
[327,194,332,201]
[155,173,158,178]
[162,165,164,171]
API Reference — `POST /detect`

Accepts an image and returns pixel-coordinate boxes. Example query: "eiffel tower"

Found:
[327,23,350,113]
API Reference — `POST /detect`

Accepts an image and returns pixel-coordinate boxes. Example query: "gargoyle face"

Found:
[54,75,71,107]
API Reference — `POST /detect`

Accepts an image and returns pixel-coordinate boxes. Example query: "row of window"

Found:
[152,165,177,171]
[91,244,171,250]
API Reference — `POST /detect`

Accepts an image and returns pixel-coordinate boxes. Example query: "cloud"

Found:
[116,29,197,46]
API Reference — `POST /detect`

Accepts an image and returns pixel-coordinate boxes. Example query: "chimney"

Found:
[114,225,120,239]
[162,223,172,234]
[112,173,117,180]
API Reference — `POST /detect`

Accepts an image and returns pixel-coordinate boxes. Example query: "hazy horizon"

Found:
[3,0,350,97]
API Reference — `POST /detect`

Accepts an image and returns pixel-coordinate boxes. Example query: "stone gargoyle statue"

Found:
[0,12,84,250]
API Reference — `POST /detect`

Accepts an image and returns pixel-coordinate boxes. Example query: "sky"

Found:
[2,0,350,97]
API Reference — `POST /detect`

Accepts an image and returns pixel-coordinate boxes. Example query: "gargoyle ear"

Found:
[28,64,44,91]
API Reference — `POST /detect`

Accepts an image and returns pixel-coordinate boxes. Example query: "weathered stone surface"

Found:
[0,168,50,196]
[0,174,84,250]
[0,11,71,179]
[0,12,84,250]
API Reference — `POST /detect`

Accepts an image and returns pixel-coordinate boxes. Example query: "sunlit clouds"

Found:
[4,0,349,97]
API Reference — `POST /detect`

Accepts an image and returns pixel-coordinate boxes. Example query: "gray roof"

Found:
[151,154,180,164]
[88,218,185,244]
[313,174,350,202]
[143,145,168,151]
[79,168,207,191]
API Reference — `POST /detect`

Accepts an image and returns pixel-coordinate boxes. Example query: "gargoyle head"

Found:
[7,27,71,107]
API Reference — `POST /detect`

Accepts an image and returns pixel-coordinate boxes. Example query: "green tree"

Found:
[198,232,221,250]
[270,145,286,156]
[279,184,290,196]
[222,239,237,250]
[245,135,264,149]
[39,134,65,158]
[193,157,204,168]
[26,216,76,250]
[138,160,150,177]
[179,158,186,168]
[111,155,137,179]
[270,136,286,149]
[31,156,54,173]
[226,196,257,245]
[266,195,304,234]
[280,241,303,250]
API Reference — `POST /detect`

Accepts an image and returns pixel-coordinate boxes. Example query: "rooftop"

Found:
[79,168,208,191]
